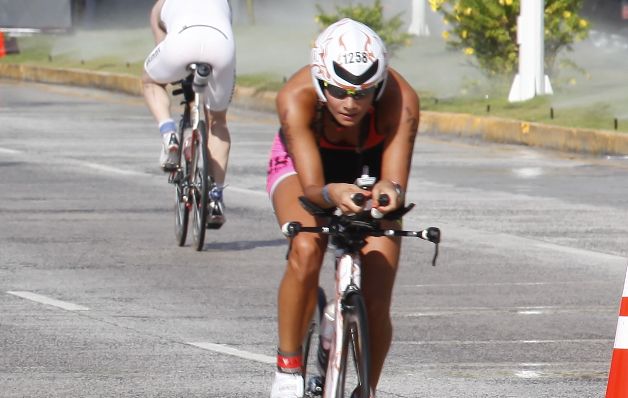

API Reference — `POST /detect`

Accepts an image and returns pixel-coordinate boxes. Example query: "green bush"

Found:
[429,0,589,78]
[315,0,412,55]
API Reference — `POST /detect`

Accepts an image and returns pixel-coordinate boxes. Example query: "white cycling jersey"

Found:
[145,0,235,111]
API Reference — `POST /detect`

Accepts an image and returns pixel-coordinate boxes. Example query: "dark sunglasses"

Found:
[324,82,376,100]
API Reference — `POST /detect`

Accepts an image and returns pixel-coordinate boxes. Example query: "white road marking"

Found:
[0,147,23,155]
[228,186,267,197]
[512,167,543,179]
[0,145,267,197]
[403,281,608,288]
[7,291,89,311]
[514,370,542,378]
[395,338,611,345]
[396,305,611,317]
[187,342,275,364]
[80,161,147,176]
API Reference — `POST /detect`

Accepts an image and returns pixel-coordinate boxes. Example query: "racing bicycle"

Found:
[282,173,441,397]
[168,63,221,251]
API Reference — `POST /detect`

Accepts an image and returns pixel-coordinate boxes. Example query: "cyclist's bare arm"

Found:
[277,67,354,211]
[150,0,167,43]
[372,68,420,214]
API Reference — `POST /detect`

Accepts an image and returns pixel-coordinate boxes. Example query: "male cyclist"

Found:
[142,0,235,226]
[266,19,420,398]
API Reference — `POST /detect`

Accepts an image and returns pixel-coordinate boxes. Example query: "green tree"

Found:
[315,0,412,55]
[429,0,589,78]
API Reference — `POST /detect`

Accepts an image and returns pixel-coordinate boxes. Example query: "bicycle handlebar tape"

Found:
[378,194,390,207]
[606,264,628,398]
[351,193,366,206]
[371,194,389,219]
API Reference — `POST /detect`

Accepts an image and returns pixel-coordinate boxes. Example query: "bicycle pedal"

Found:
[305,376,324,397]
[206,216,225,229]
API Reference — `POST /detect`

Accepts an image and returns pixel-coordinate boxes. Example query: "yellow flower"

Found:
[428,0,445,11]
[499,0,504,5]
[464,47,475,55]
[461,30,468,39]
[442,31,450,40]
[579,19,588,28]
[505,0,513,5]
[563,11,572,19]
[464,7,473,16]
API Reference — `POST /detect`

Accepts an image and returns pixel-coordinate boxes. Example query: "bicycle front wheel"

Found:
[302,287,327,397]
[337,292,370,398]
[191,120,209,251]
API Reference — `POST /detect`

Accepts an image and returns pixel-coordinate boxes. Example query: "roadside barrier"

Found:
[606,264,628,398]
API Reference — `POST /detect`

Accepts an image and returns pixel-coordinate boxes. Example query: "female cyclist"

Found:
[267,18,420,398]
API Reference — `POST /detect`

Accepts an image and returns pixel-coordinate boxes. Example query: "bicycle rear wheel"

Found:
[191,120,209,251]
[174,127,189,246]
[337,292,370,398]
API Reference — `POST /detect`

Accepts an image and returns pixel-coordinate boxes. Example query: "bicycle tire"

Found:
[191,120,209,251]
[337,292,370,398]
[303,287,327,397]
[174,126,189,246]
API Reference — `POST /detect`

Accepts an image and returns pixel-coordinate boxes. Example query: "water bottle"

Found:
[317,301,335,375]
[193,64,211,93]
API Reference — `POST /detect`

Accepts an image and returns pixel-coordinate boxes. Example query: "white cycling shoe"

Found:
[160,132,179,172]
[270,371,304,398]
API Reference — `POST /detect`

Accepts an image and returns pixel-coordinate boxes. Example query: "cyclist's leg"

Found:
[269,175,327,397]
[142,72,171,125]
[272,174,328,358]
[195,20,234,186]
[204,107,230,186]
[360,223,402,391]
[143,32,192,170]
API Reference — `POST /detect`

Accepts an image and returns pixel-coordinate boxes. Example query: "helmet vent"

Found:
[332,59,379,86]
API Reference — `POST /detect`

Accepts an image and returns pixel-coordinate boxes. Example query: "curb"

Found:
[2,63,627,156]
[420,111,628,156]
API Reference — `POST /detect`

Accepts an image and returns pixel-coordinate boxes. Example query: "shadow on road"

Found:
[203,238,285,251]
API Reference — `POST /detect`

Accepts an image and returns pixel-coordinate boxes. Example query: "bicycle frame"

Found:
[325,251,365,398]
[170,62,214,250]
[283,192,440,398]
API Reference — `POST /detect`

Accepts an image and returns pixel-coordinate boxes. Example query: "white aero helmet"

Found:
[311,18,388,102]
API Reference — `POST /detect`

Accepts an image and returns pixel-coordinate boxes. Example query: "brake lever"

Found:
[431,243,439,267]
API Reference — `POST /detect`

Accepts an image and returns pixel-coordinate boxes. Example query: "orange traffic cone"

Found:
[0,32,6,58]
[606,265,628,398]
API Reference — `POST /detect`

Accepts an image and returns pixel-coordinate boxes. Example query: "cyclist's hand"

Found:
[330,183,371,214]
[372,180,404,215]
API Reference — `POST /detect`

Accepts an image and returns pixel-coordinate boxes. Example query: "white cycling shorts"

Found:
[144,25,236,112]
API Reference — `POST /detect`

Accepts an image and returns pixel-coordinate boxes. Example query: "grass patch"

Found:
[235,73,285,93]
[2,34,626,134]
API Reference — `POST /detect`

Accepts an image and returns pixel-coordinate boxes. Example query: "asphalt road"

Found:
[1,79,627,397]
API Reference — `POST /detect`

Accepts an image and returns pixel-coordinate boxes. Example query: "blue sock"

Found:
[159,120,176,135]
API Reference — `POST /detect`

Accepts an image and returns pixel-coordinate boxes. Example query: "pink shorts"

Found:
[266,133,297,197]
